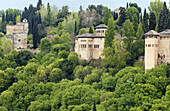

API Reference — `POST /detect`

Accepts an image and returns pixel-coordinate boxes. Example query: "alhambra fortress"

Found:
[6,19,170,70]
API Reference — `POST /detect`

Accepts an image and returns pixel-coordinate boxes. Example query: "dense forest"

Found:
[0,0,170,110]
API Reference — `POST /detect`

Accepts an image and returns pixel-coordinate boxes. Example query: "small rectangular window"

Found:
[146,44,147,47]
[88,44,92,48]
[152,44,154,47]
[88,40,93,42]
[94,45,99,48]
[81,40,86,42]
[81,44,86,48]
[156,44,158,47]
[148,44,151,47]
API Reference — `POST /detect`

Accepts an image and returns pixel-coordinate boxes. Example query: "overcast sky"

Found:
[0,0,169,12]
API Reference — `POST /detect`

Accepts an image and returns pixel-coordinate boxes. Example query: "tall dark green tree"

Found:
[158,2,169,32]
[113,12,118,20]
[2,12,5,22]
[103,7,110,25]
[126,2,129,9]
[117,7,126,26]
[93,100,96,111]
[142,8,149,33]
[74,21,77,35]
[105,16,115,48]
[6,10,9,23]
[37,0,42,10]
[89,27,93,34]
[46,3,52,26]
[33,20,38,49]
[149,12,156,30]
[38,12,42,24]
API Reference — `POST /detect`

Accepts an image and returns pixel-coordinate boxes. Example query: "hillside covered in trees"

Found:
[0,0,170,111]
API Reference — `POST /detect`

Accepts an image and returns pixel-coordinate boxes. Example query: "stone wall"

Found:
[6,20,28,50]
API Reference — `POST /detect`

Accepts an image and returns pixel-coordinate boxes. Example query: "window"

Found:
[152,44,154,47]
[146,44,147,47]
[81,40,86,42]
[97,30,100,33]
[88,40,93,42]
[160,37,162,40]
[94,45,99,48]
[18,39,21,43]
[156,44,158,47]
[148,44,151,47]
[88,44,92,48]
[81,44,86,48]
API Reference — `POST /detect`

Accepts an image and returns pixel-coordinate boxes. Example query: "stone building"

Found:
[114,8,121,17]
[145,29,170,69]
[6,19,28,50]
[75,24,107,60]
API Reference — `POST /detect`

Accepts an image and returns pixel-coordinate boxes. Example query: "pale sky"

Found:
[0,0,169,12]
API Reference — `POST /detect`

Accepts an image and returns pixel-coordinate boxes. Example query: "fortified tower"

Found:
[144,30,159,70]
[6,19,28,50]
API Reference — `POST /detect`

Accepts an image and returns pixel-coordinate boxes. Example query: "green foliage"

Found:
[158,2,169,32]
[143,9,149,33]
[103,7,110,25]
[79,28,89,35]
[104,16,115,48]
[148,0,163,24]
[15,15,21,23]
[46,3,52,26]
[103,39,130,74]
[40,37,51,53]
[125,7,139,20]
[149,12,156,30]
[132,14,138,34]
[0,2,170,111]
[2,39,13,55]
[123,19,134,37]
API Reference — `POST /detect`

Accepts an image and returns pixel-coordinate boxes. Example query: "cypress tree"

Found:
[33,20,38,49]
[158,2,169,32]
[114,12,118,20]
[74,20,77,35]
[149,12,156,30]
[103,7,110,25]
[6,10,9,23]
[89,26,93,34]
[38,12,42,24]
[142,8,149,33]
[2,12,5,22]
[105,15,115,48]
[37,0,42,10]
[167,12,170,29]
[126,2,129,9]
[47,3,52,26]
[93,100,96,111]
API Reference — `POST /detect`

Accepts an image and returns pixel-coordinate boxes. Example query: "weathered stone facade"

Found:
[145,29,170,69]
[75,24,107,60]
[6,19,28,50]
